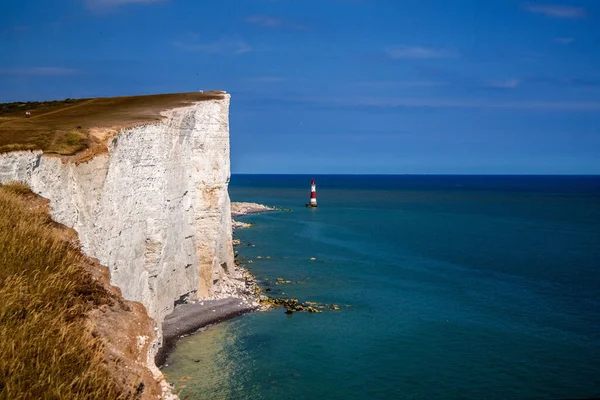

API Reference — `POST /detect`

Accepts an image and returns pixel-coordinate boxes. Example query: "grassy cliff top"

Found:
[0,91,226,155]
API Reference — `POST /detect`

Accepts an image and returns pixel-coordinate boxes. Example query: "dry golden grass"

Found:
[0,91,225,155]
[0,183,136,399]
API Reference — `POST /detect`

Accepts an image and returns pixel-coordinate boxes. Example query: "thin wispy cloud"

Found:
[554,37,575,44]
[244,15,308,30]
[484,79,521,88]
[385,45,458,59]
[354,80,449,87]
[528,76,600,88]
[246,76,286,83]
[327,131,408,143]
[0,67,82,76]
[523,4,587,18]
[245,15,282,27]
[85,0,168,12]
[11,26,30,32]
[272,94,600,111]
[174,38,252,55]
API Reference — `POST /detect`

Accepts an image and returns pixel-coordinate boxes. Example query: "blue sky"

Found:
[2,0,600,174]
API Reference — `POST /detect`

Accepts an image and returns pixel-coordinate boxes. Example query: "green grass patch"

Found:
[47,129,88,155]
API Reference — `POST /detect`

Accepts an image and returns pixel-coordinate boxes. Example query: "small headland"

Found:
[231,202,277,230]
[0,91,226,161]
[231,201,277,217]
[0,182,164,399]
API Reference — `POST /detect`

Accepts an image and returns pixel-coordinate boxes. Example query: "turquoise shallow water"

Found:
[162,175,600,399]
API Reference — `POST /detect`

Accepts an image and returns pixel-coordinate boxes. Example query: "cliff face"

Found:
[0,95,243,331]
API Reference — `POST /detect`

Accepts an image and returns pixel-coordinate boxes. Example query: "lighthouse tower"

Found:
[308,179,317,207]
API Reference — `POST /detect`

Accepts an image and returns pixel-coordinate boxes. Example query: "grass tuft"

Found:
[1,181,33,196]
[0,184,135,399]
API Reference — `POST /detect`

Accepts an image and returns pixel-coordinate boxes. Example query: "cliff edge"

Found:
[0,92,244,364]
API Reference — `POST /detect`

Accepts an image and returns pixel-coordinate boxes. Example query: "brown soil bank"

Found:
[0,183,163,399]
[0,91,225,156]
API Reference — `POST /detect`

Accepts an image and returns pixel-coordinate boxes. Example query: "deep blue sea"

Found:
[162,175,600,400]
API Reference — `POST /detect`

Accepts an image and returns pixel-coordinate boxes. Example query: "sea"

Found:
[162,175,600,400]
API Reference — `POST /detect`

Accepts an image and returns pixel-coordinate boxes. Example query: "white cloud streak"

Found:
[484,79,521,88]
[244,15,308,30]
[174,38,252,55]
[245,15,283,27]
[524,4,587,18]
[293,95,600,111]
[0,67,82,76]
[354,80,450,87]
[554,37,575,44]
[85,0,168,12]
[246,76,285,83]
[385,45,458,59]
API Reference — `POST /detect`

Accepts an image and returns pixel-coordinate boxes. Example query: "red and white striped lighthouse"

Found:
[308,179,317,207]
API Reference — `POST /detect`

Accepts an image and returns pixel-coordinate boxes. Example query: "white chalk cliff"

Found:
[0,94,243,334]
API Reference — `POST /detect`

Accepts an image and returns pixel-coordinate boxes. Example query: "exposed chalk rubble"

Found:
[232,220,253,230]
[231,201,276,231]
[231,201,276,217]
